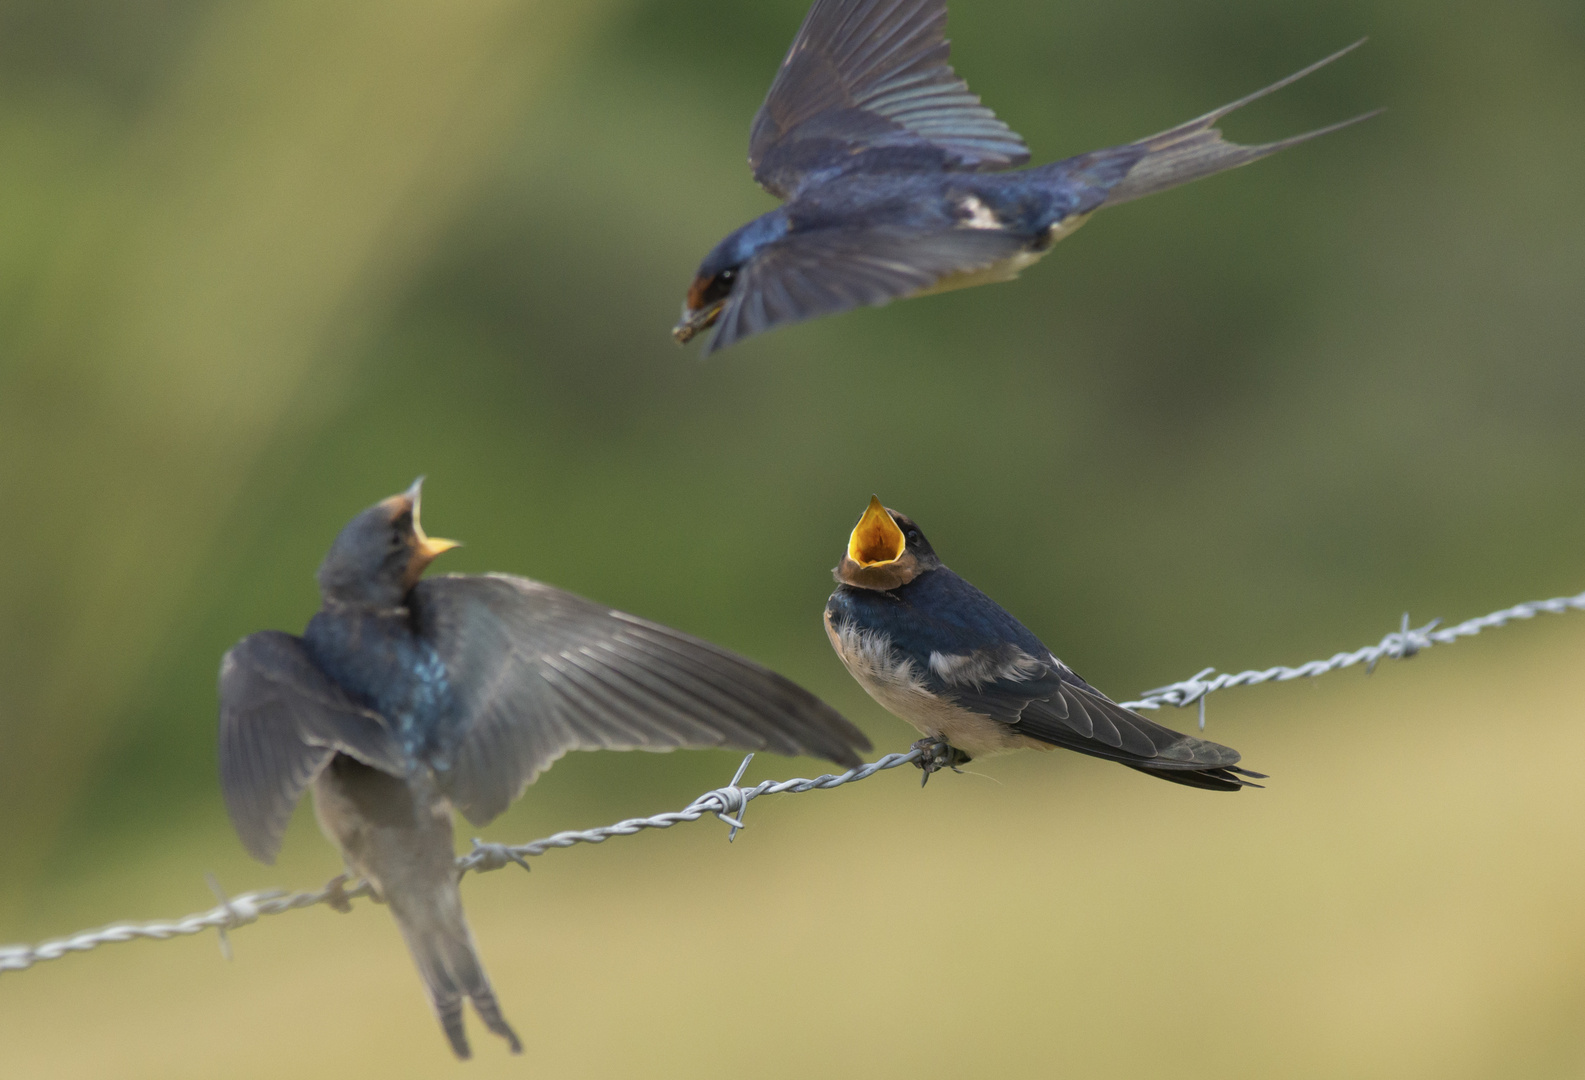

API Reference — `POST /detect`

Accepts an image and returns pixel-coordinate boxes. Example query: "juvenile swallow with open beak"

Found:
[673,0,1376,353]
[218,480,870,1059]
[825,497,1262,789]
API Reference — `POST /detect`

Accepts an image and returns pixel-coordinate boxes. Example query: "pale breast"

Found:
[824,612,1048,760]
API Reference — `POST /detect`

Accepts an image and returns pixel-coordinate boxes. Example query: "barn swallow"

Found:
[825,497,1262,789]
[674,0,1376,354]
[218,480,870,1059]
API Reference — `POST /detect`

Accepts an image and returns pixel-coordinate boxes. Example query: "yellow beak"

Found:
[848,495,906,567]
[409,482,460,561]
[394,477,461,567]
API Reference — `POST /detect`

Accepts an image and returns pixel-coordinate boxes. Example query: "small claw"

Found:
[911,737,970,786]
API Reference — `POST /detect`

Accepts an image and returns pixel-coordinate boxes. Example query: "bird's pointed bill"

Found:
[849,496,906,567]
[412,507,461,563]
[385,478,461,580]
[673,297,724,344]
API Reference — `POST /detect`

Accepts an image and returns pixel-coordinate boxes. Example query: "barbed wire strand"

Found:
[1120,588,1585,725]
[4,585,1582,975]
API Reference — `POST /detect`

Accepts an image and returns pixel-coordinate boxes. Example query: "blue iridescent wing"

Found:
[707,225,1026,353]
[750,0,1030,198]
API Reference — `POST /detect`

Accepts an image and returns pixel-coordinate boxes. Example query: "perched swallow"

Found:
[673,0,1375,353]
[825,497,1262,789]
[218,480,870,1059]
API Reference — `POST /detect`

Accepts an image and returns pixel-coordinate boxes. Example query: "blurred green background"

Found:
[2,0,1583,1075]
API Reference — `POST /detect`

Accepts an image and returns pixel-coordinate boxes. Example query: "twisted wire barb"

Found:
[4,586,1582,974]
[1121,588,1585,723]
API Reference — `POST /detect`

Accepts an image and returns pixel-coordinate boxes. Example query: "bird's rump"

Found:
[411,574,872,825]
[217,630,407,864]
[750,0,1030,199]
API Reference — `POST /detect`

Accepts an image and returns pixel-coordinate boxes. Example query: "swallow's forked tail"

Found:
[388,879,523,1060]
[1103,39,1379,207]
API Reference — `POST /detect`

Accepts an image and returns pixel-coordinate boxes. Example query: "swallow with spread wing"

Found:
[674,0,1375,354]
[217,480,870,1059]
[825,497,1262,789]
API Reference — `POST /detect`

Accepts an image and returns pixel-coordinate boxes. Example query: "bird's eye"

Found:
[719,268,735,281]
[907,530,921,543]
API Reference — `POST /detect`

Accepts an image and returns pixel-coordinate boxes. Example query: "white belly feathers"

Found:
[824,611,1047,759]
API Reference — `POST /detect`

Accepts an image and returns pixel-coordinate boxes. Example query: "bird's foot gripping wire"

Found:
[912,738,971,786]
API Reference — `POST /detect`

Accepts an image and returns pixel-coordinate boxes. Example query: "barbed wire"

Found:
[4,585,1582,975]
[1120,587,1585,727]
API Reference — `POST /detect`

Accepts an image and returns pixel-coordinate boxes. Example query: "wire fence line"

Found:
[1120,587,1585,726]
[4,585,1583,975]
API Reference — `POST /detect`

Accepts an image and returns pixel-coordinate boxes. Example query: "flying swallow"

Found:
[673,0,1375,353]
[217,480,870,1058]
[825,497,1262,788]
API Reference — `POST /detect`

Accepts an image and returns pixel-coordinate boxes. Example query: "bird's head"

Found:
[834,496,940,591]
[673,210,789,346]
[316,478,461,609]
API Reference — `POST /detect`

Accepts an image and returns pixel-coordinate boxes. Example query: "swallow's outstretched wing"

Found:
[750,0,1030,199]
[411,574,872,825]
[218,630,407,863]
[706,225,1027,353]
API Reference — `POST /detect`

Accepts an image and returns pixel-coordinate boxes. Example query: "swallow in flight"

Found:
[825,497,1262,789]
[673,0,1375,353]
[218,480,870,1058]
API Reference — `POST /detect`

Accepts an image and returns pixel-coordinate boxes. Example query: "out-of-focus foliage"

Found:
[0,0,1581,1073]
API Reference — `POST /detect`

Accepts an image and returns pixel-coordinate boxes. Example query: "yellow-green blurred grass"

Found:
[6,621,1585,1079]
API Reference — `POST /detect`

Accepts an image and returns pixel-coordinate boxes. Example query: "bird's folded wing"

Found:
[218,631,407,863]
[930,649,1241,769]
[411,575,872,826]
[708,225,1027,353]
[750,0,1030,198]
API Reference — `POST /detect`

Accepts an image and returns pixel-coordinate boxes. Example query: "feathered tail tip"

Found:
[433,980,523,1060]
[1104,39,1379,207]
[1127,763,1268,792]
[390,893,524,1059]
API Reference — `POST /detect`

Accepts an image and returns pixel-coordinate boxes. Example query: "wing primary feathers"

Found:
[706,226,1027,352]
[411,576,869,827]
[750,0,1029,198]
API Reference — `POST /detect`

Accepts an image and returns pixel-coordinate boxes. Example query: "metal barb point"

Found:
[322,873,355,912]
[468,840,532,875]
[204,873,238,962]
[716,754,755,841]
[1142,667,1218,708]
[1369,613,1442,673]
[1198,696,1207,732]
